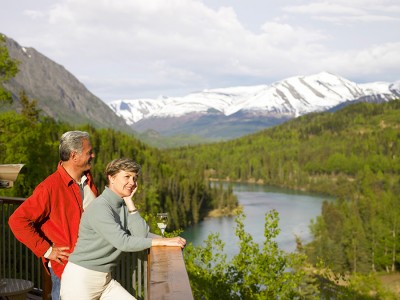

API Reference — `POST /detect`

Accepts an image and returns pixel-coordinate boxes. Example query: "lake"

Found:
[181,183,333,257]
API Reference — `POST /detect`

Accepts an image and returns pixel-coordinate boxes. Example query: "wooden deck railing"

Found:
[0,196,193,300]
[149,247,193,300]
[0,196,45,298]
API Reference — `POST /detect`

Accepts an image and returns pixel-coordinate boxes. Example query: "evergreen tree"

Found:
[184,209,306,299]
[0,34,19,103]
[20,90,40,122]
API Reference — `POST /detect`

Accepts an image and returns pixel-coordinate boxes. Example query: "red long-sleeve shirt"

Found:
[8,162,98,278]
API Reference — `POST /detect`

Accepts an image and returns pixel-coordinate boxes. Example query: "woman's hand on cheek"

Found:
[123,186,138,209]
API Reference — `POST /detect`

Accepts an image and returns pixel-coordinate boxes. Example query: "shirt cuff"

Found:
[44,246,52,258]
[128,206,138,214]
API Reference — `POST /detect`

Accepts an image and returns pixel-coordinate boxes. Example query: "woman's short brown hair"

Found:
[105,158,141,182]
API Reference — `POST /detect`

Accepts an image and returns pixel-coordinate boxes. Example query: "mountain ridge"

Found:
[109,72,400,140]
[2,34,399,144]
[1,35,133,133]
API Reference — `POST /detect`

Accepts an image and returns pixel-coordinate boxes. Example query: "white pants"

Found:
[60,262,136,300]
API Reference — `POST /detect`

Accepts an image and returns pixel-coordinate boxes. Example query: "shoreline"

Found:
[206,205,243,218]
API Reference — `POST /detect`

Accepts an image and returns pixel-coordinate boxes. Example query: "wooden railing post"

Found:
[147,249,151,300]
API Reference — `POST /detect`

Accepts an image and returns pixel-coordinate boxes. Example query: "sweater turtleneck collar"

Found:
[102,186,124,209]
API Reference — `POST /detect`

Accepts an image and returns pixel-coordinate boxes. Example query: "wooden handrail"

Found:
[0,196,25,203]
[149,247,193,300]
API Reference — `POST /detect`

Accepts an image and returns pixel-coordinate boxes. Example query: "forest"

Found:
[0,106,239,231]
[2,35,400,298]
[165,99,400,274]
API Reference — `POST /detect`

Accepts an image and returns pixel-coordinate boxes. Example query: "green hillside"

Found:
[0,109,238,232]
[165,99,400,274]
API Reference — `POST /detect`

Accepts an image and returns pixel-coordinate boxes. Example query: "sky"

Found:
[1,0,399,103]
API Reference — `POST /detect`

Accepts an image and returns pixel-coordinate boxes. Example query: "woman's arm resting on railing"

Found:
[151,237,186,248]
[147,232,162,238]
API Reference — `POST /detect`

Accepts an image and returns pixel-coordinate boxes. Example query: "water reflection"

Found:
[182,183,333,257]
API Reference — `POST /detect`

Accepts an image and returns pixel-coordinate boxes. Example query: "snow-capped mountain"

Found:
[108,72,400,140]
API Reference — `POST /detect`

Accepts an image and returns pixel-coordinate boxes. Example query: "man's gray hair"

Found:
[59,131,90,161]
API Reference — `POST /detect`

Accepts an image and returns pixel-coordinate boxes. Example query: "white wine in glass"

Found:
[157,212,168,237]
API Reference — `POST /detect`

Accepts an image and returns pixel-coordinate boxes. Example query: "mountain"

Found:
[109,73,400,140]
[2,34,399,145]
[1,35,132,133]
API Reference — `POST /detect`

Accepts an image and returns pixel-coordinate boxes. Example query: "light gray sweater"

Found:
[69,187,152,273]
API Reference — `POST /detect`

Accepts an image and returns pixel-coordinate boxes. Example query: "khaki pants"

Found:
[60,262,135,300]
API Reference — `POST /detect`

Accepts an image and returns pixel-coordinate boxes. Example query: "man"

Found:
[8,130,98,299]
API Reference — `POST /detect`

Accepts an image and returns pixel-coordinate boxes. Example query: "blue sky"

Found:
[1,0,399,102]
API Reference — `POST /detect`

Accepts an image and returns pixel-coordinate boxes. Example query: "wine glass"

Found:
[156,213,168,237]
[157,212,168,237]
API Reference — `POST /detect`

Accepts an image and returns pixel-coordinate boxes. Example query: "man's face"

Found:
[74,139,94,172]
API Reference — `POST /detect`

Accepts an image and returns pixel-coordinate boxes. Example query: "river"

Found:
[181,183,333,258]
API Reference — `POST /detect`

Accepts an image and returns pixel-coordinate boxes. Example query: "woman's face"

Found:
[109,170,138,198]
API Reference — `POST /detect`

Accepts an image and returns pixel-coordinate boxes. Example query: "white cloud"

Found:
[284,0,400,24]
[301,42,400,83]
[342,42,400,74]
[1,0,399,101]
[260,22,326,47]
[284,3,363,16]
[23,10,46,19]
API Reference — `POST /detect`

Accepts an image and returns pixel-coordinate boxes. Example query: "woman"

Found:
[60,158,186,300]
